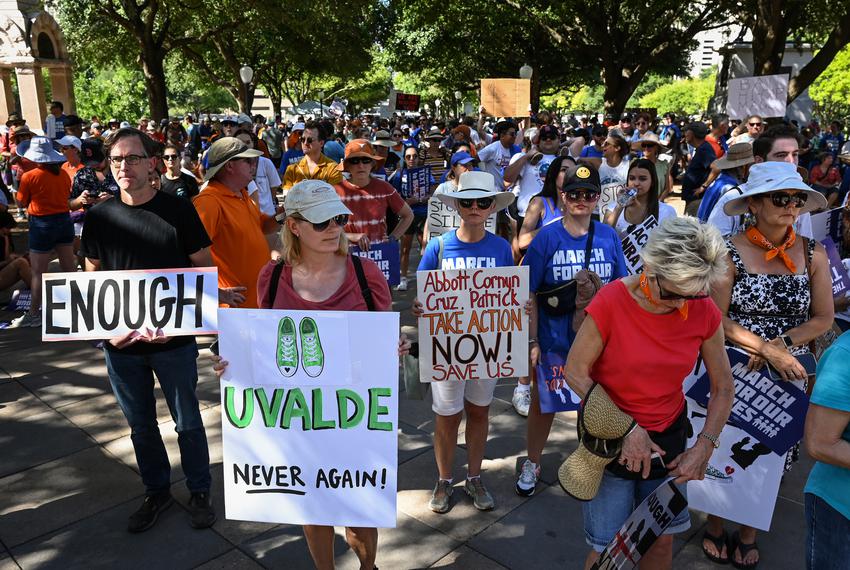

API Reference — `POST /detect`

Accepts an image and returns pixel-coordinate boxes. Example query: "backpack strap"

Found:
[267,261,285,308]
[351,254,376,311]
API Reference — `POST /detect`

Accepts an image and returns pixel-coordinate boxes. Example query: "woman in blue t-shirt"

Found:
[515,162,628,498]
[413,171,516,515]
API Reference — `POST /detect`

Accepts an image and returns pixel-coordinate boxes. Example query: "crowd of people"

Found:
[3,99,850,570]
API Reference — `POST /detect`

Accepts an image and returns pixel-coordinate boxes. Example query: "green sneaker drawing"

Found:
[276,317,298,377]
[299,317,324,377]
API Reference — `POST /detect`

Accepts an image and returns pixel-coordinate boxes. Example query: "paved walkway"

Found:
[0,236,811,569]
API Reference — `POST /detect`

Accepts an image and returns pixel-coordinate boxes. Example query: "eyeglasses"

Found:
[562,189,600,202]
[346,157,373,165]
[294,214,349,232]
[163,155,179,161]
[640,143,657,150]
[457,197,494,209]
[300,136,315,144]
[108,154,146,165]
[655,275,708,301]
[765,191,808,208]
[748,122,763,127]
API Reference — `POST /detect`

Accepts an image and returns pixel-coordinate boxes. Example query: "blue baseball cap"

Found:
[450,151,476,167]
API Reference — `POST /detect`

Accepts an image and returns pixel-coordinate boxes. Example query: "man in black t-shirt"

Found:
[159,143,199,200]
[80,128,244,534]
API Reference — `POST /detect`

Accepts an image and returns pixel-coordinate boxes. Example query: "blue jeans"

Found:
[805,493,850,569]
[104,340,211,495]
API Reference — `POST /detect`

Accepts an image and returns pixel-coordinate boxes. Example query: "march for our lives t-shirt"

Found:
[418,230,513,271]
[523,220,627,354]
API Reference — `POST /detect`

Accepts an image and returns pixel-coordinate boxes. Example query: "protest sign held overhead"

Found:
[42,268,219,341]
[535,351,581,414]
[726,74,789,119]
[619,215,658,275]
[394,92,421,112]
[219,309,399,528]
[404,166,432,202]
[417,266,529,382]
[350,242,401,286]
[426,198,497,241]
[480,78,531,117]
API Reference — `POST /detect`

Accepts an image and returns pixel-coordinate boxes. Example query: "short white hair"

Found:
[639,216,728,295]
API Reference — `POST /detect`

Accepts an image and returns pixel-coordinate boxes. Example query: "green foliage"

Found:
[74,65,148,121]
[165,56,237,115]
[638,70,717,116]
[809,45,850,123]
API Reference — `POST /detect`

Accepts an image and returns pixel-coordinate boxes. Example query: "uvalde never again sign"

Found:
[42,268,218,341]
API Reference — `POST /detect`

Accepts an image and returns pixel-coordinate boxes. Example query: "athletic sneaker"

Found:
[127,492,173,533]
[465,477,495,511]
[276,316,298,377]
[8,312,41,328]
[396,276,408,291]
[512,386,531,417]
[429,479,453,513]
[300,317,324,377]
[515,459,540,497]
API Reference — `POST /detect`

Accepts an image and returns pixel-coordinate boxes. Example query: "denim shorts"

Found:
[28,212,74,253]
[805,492,850,569]
[583,470,691,551]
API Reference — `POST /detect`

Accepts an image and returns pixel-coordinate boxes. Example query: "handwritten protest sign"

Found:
[821,237,850,298]
[619,215,658,275]
[426,198,497,241]
[686,347,808,455]
[726,74,788,119]
[481,78,531,117]
[404,166,432,201]
[395,92,421,112]
[417,266,529,382]
[350,242,401,286]
[592,479,688,569]
[809,207,843,243]
[535,351,581,413]
[42,268,218,341]
[219,309,399,528]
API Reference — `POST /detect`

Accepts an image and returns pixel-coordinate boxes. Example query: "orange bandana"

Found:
[639,273,688,320]
[745,226,797,273]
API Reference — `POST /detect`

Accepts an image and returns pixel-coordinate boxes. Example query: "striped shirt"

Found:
[335,178,406,243]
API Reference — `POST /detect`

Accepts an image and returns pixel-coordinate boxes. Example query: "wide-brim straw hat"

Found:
[629,131,667,152]
[712,142,754,170]
[437,171,515,211]
[723,161,827,216]
[16,136,65,164]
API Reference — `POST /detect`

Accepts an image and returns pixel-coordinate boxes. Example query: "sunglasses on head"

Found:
[765,191,808,208]
[457,197,494,209]
[294,214,349,232]
[655,275,708,301]
[562,189,600,202]
[347,157,373,165]
[300,136,315,144]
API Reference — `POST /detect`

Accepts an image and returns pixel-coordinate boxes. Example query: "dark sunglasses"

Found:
[640,143,657,149]
[765,191,808,208]
[300,136,315,144]
[539,134,559,141]
[562,189,600,202]
[294,214,349,232]
[347,157,373,165]
[748,122,762,127]
[457,197,494,209]
[655,275,708,301]
[163,155,179,161]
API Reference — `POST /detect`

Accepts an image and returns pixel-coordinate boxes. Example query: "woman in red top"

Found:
[809,152,842,207]
[213,179,409,570]
[565,216,734,570]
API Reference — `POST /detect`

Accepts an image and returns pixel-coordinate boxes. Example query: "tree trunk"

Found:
[601,65,647,117]
[269,93,281,118]
[141,51,168,122]
[787,10,850,102]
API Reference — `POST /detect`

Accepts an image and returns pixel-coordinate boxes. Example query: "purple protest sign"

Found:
[535,351,581,413]
[821,237,850,299]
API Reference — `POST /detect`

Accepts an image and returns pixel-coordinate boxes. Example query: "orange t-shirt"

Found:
[17,167,71,216]
[62,161,84,182]
[192,180,271,308]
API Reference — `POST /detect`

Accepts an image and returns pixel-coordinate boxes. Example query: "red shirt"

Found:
[585,280,721,431]
[335,178,406,243]
[705,135,724,159]
[256,256,391,311]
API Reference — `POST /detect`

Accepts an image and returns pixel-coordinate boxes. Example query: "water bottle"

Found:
[616,188,637,207]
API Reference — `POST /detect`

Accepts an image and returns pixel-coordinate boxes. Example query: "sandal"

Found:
[731,531,759,569]
[701,529,730,565]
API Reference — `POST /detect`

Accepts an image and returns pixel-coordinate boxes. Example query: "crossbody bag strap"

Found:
[267,261,285,308]
[351,254,376,311]
[583,221,596,270]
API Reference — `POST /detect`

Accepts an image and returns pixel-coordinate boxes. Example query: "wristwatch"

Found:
[699,432,720,449]
[779,334,794,349]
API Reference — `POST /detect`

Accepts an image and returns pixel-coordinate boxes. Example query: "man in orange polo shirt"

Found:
[193,137,281,308]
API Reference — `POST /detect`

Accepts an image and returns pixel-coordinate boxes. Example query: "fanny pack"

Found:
[536,222,595,317]
[606,404,692,481]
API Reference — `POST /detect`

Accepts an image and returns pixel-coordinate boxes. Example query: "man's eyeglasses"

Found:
[748,122,763,127]
[294,214,349,232]
[562,189,600,202]
[765,191,808,208]
[108,155,146,165]
[163,155,179,161]
[346,157,373,165]
[457,197,494,209]
[300,136,315,144]
[655,275,708,301]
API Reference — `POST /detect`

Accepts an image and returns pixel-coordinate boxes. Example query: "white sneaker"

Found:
[8,312,41,328]
[512,386,531,417]
[515,459,540,497]
[396,276,408,291]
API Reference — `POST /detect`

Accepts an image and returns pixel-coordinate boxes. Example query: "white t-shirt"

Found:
[509,152,556,217]
[707,188,813,238]
[598,158,630,213]
[613,202,677,236]
[477,140,515,187]
[247,156,282,216]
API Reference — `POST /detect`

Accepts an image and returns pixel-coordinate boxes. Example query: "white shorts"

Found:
[430,378,498,416]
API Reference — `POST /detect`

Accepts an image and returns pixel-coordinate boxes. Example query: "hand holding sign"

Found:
[108,327,168,349]
[620,426,665,480]
[667,441,712,484]
[220,286,247,307]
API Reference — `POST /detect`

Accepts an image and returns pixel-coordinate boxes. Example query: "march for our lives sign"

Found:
[686,347,808,455]
[350,241,401,286]
[535,352,581,413]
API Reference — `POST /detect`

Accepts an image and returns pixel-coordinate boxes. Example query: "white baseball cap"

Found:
[284,180,352,223]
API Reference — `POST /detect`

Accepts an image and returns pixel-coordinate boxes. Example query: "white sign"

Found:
[219,309,399,528]
[42,268,219,341]
[726,74,789,120]
[619,215,658,275]
[417,266,529,382]
[426,198,497,241]
[809,207,843,243]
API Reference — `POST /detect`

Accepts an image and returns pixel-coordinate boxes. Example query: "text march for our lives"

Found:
[417,266,529,382]
[41,268,219,341]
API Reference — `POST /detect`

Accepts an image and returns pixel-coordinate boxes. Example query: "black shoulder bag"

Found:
[536,221,595,317]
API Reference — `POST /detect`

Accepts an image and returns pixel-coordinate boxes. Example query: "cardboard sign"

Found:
[821,237,850,298]
[350,242,401,286]
[219,309,399,528]
[426,198,497,241]
[810,207,843,243]
[686,347,808,455]
[395,93,421,112]
[726,74,789,120]
[42,268,219,341]
[417,266,529,382]
[592,479,688,569]
[535,351,581,413]
[403,166,432,201]
[619,215,658,275]
[480,78,531,118]
[685,396,784,531]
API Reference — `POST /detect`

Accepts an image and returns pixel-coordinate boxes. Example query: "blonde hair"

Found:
[639,216,728,295]
[280,220,348,265]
